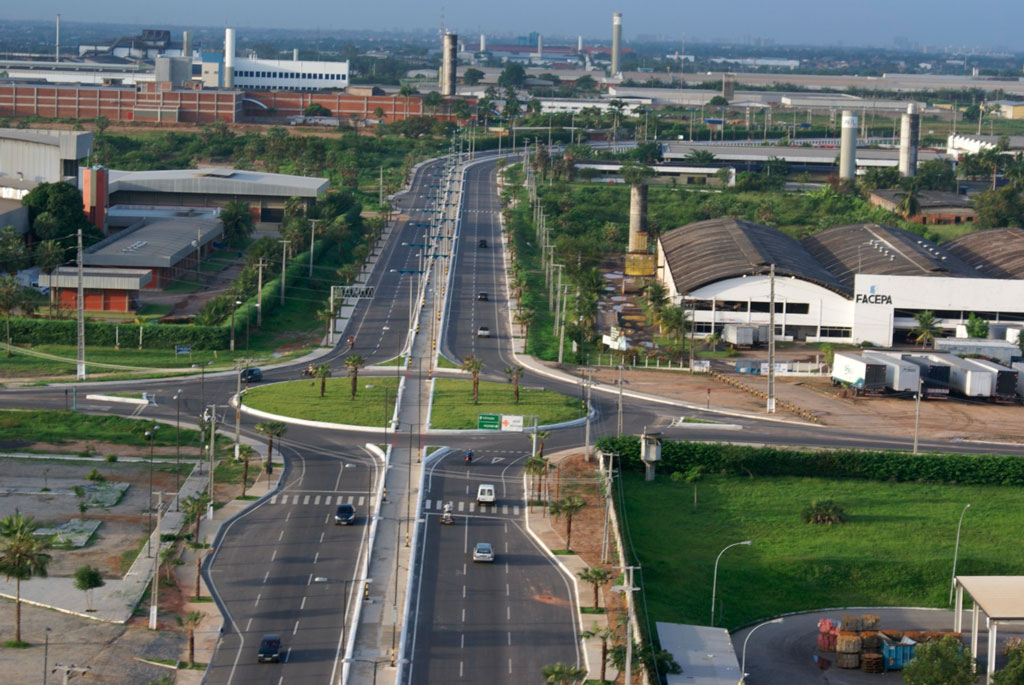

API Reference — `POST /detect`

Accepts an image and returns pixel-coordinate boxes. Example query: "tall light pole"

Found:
[145,425,159,557]
[949,503,971,605]
[43,626,51,684]
[711,540,752,627]
[913,377,923,454]
[229,299,241,352]
[308,219,320,277]
[740,618,783,683]
[173,389,182,511]
[612,567,639,684]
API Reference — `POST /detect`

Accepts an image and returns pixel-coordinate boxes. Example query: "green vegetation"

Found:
[243,377,399,426]
[429,378,584,429]
[0,410,228,451]
[375,356,407,367]
[435,355,460,369]
[619,470,1024,630]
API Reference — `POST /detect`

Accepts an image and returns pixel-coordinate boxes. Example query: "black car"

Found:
[257,634,281,663]
[478,239,488,248]
[477,292,488,302]
[240,367,263,383]
[334,503,356,525]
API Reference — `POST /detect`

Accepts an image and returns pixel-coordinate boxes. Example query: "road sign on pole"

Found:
[500,415,524,432]
[477,413,501,430]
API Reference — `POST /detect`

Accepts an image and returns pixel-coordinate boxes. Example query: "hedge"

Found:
[595,436,1024,487]
[7,318,229,350]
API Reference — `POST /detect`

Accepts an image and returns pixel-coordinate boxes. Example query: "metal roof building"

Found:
[944,227,1024,279]
[655,622,741,685]
[661,142,946,173]
[0,128,93,184]
[39,266,151,313]
[106,167,328,222]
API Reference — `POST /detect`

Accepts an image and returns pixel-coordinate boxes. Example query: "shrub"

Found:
[801,498,847,525]
[85,468,105,482]
[105,454,118,462]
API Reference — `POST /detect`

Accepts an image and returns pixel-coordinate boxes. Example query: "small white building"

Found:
[230,57,349,92]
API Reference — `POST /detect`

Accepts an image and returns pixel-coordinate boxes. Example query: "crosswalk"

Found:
[269,494,369,506]
[423,499,520,516]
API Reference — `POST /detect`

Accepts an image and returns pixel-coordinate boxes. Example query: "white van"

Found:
[476,484,495,504]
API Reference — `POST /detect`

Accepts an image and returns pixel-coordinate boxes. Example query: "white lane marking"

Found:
[263,571,269,584]
[254,593,261,607]
[325,513,331,524]
[460,662,464,678]
[502,505,508,514]
[506,584,510,596]
[292,620,300,635]
[286,511,291,522]
[458,501,465,512]
[314,551,320,564]
[357,496,365,505]
[245,617,252,631]
[307,573,313,586]
[461,633,465,649]
[469,502,476,513]
[514,506,520,515]
[507,606,510,621]
[436,500,443,510]
[462,585,466,599]
[424,499,432,510]
[462,608,465,622]
[278,530,284,542]
[508,658,512,674]
[508,631,512,645]
[271,549,277,562]
[303,495,310,505]
[314,495,321,505]
[284,648,291,663]
[319,531,325,543]
[270,495,277,504]
[300,596,307,610]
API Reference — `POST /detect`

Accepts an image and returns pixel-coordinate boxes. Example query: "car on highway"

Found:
[477,292,488,301]
[240,367,263,383]
[334,503,356,525]
[478,238,488,248]
[477,326,491,338]
[257,634,282,663]
[472,542,495,563]
[476,484,495,504]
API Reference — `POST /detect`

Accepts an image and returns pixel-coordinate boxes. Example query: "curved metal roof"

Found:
[944,227,1024,279]
[659,218,848,296]
[800,223,979,291]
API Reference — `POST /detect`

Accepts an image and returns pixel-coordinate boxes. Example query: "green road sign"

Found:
[477,413,501,430]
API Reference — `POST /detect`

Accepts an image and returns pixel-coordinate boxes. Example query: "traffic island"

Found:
[241,377,400,427]
[427,378,585,430]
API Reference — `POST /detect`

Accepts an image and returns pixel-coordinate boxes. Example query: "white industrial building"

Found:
[657,221,1024,347]
[228,57,349,91]
[0,129,93,185]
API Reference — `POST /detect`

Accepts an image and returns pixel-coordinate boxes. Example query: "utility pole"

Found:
[557,285,567,365]
[256,259,264,326]
[279,240,290,306]
[601,452,615,563]
[379,165,384,207]
[308,219,319,277]
[767,264,776,413]
[234,368,242,459]
[207,405,216,520]
[150,495,162,630]
[913,378,922,454]
[76,228,85,380]
[688,299,696,373]
[617,364,624,437]
[584,368,592,461]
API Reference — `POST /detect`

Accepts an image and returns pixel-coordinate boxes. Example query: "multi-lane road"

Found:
[3,146,1024,684]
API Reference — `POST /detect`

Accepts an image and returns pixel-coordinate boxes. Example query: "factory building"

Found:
[867,190,975,225]
[0,129,92,184]
[39,267,152,312]
[656,221,1024,347]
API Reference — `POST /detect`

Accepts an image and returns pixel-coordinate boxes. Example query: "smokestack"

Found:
[628,184,648,253]
[611,12,622,75]
[224,28,236,88]
[293,48,299,61]
[899,103,920,178]
[182,31,192,60]
[578,35,583,53]
[441,32,457,97]
[839,110,858,181]
[537,35,543,60]
[722,73,735,100]
[480,34,486,52]
[82,167,108,233]
[55,14,60,63]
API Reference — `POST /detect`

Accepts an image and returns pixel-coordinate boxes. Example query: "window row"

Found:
[236,71,346,81]
[692,300,810,315]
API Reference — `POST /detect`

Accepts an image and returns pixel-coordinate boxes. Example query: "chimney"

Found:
[293,48,299,61]
[578,35,583,53]
[537,34,543,60]
[55,14,60,63]
[628,183,648,253]
[480,34,486,52]
[441,32,457,97]
[82,167,108,233]
[611,12,622,75]
[182,31,192,60]
[224,28,236,88]
[839,109,858,181]
[899,103,920,177]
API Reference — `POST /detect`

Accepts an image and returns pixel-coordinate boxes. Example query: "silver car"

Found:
[472,542,495,563]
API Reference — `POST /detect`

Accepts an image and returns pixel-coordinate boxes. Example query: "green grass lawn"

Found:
[435,355,459,369]
[163,280,204,294]
[243,377,399,426]
[621,471,1024,630]
[0,344,260,378]
[376,356,406,367]
[429,378,585,429]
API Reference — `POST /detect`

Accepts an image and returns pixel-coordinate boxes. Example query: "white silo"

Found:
[224,28,236,88]
[839,110,858,181]
[899,103,920,177]
[611,13,622,75]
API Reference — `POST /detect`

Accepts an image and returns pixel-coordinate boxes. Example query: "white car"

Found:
[476,484,495,504]
[477,326,491,338]
[472,542,495,563]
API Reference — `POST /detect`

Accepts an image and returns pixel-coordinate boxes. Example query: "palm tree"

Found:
[505,365,524,404]
[706,331,721,352]
[524,455,547,501]
[33,240,65,314]
[344,354,366,400]
[582,623,615,684]
[659,303,688,345]
[684,149,717,165]
[577,566,613,610]
[897,189,921,219]
[515,308,535,340]
[549,496,586,551]
[0,511,52,643]
[0,275,21,356]
[316,307,335,345]
[254,421,286,473]
[219,201,255,243]
[535,429,551,459]
[181,492,211,545]
[541,661,587,684]
[313,362,332,398]
[643,280,668,328]
[461,355,484,405]
[912,310,940,348]
[182,610,203,667]
[976,146,1003,191]
[238,445,255,498]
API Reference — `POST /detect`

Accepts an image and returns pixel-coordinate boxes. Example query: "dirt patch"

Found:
[533,594,571,607]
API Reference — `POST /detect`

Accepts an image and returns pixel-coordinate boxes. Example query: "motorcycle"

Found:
[440,511,455,525]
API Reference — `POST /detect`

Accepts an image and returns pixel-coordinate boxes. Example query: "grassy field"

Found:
[429,378,585,429]
[243,377,399,426]
[0,410,230,452]
[0,344,264,379]
[620,471,1024,630]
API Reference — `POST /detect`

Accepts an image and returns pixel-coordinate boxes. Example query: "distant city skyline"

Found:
[6,0,1024,51]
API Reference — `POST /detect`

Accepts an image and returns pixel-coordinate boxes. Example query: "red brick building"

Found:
[39,267,151,312]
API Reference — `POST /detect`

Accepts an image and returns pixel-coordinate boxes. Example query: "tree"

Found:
[0,511,52,643]
[577,566,612,610]
[643,280,668,328]
[915,159,957,192]
[463,68,484,86]
[659,303,688,345]
[314,362,332,398]
[182,610,203,667]
[801,498,847,525]
[219,201,254,244]
[304,102,332,117]
[897,189,922,218]
[0,275,22,355]
[671,465,705,512]
[708,95,729,107]
[540,662,587,684]
[254,421,286,473]
[973,186,1024,228]
[344,354,365,400]
[684,149,716,165]
[0,225,29,273]
[397,84,419,97]
[22,182,90,242]
[72,564,105,612]
[582,623,615,684]
[423,91,442,114]
[902,635,974,685]
[706,331,721,353]
[993,642,1024,684]
[461,355,484,405]
[912,310,940,348]
[505,365,524,404]
[181,492,211,545]
[965,312,989,339]
[549,496,585,551]
[497,63,526,91]
[34,239,66,312]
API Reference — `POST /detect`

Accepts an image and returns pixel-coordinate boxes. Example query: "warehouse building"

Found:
[0,128,92,184]
[867,189,976,225]
[39,267,152,312]
[656,221,1024,347]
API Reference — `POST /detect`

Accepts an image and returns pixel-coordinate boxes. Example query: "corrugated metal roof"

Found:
[944,227,1024,279]
[84,217,222,269]
[870,189,973,210]
[0,128,92,159]
[801,223,979,291]
[40,266,151,290]
[107,167,328,198]
[660,218,847,296]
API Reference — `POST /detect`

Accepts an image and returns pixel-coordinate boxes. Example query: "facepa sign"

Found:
[855,285,892,305]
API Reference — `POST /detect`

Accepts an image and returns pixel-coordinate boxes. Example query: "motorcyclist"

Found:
[464,450,473,464]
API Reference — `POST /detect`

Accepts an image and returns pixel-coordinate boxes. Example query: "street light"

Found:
[740,617,783,683]
[949,503,972,605]
[173,389,182,511]
[43,626,51,685]
[229,299,242,352]
[711,540,752,627]
[144,425,160,557]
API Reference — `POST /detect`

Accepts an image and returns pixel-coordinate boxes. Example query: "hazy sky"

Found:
[10,0,1024,50]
